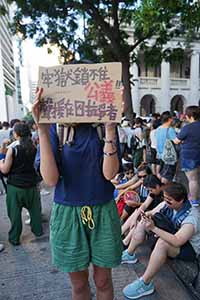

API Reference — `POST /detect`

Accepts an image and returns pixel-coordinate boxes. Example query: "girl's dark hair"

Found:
[163,182,188,202]
[137,164,152,175]
[185,106,200,121]
[135,117,143,125]
[13,123,35,154]
[123,163,133,172]
[2,121,9,128]
[143,175,162,188]
[171,118,182,128]
[116,172,124,181]
[161,111,172,124]
[10,119,20,128]
[152,120,159,130]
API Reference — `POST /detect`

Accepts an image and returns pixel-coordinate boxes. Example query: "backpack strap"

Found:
[12,146,18,157]
[92,123,105,142]
[56,123,105,149]
[56,124,75,149]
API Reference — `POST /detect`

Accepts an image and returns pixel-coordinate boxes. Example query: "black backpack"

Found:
[130,135,140,151]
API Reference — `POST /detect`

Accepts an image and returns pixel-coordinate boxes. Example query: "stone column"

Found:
[131,63,140,115]
[190,50,199,105]
[160,60,170,112]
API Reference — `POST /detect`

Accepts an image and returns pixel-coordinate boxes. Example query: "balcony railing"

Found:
[139,77,160,88]
[170,78,189,88]
[138,77,190,89]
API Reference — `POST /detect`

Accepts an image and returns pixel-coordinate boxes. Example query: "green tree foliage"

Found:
[5,0,200,118]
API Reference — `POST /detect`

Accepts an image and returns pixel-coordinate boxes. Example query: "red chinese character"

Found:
[84,81,115,104]
[99,80,115,103]
[84,82,100,102]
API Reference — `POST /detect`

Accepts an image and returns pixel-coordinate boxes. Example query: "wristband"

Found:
[103,139,117,150]
[103,150,117,157]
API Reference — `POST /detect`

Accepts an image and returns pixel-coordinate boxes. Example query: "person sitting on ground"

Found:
[122,175,163,243]
[117,165,152,222]
[115,163,149,197]
[122,182,200,299]
[112,163,134,186]
[112,163,134,199]
[0,122,43,245]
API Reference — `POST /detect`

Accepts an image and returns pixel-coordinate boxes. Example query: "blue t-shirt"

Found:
[177,121,200,160]
[36,124,120,206]
[113,178,127,199]
[0,153,5,160]
[156,127,177,159]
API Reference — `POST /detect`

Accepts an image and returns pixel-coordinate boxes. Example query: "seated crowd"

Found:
[113,106,200,299]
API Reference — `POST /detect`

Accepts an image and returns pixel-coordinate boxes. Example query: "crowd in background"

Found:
[112,106,200,299]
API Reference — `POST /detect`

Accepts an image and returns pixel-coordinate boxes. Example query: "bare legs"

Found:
[93,266,114,300]
[124,221,147,254]
[122,219,180,285]
[185,168,200,201]
[69,266,114,300]
[69,270,90,300]
[142,239,180,283]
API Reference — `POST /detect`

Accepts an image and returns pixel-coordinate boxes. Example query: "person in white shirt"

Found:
[0,122,10,146]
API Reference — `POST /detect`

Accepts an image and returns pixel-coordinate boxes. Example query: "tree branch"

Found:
[82,0,125,60]
[112,0,120,36]
[129,35,150,53]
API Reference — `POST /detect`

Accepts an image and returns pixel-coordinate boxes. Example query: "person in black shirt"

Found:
[0,122,43,245]
[122,175,163,248]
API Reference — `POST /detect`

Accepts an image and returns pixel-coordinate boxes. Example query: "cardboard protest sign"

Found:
[38,62,122,123]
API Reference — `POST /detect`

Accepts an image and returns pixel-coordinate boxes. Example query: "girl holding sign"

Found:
[33,87,122,300]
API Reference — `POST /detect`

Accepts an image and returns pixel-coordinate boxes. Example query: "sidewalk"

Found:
[0,191,194,300]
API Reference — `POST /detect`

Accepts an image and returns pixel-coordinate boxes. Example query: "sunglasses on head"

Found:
[138,174,147,179]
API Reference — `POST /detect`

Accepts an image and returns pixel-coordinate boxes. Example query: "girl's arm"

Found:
[115,180,142,201]
[0,148,13,174]
[174,137,182,144]
[115,175,138,190]
[145,201,165,217]
[102,124,119,180]
[148,221,195,248]
[32,88,59,187]
[138,193,154,212]
[38,128,59,186]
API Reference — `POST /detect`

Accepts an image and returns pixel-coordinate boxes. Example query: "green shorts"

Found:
[50,200,123,273]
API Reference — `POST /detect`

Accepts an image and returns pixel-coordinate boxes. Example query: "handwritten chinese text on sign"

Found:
[38,62,122,123]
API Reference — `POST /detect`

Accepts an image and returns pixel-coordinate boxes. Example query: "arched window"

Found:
[170,95,185,113]
[140,95,156,116]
